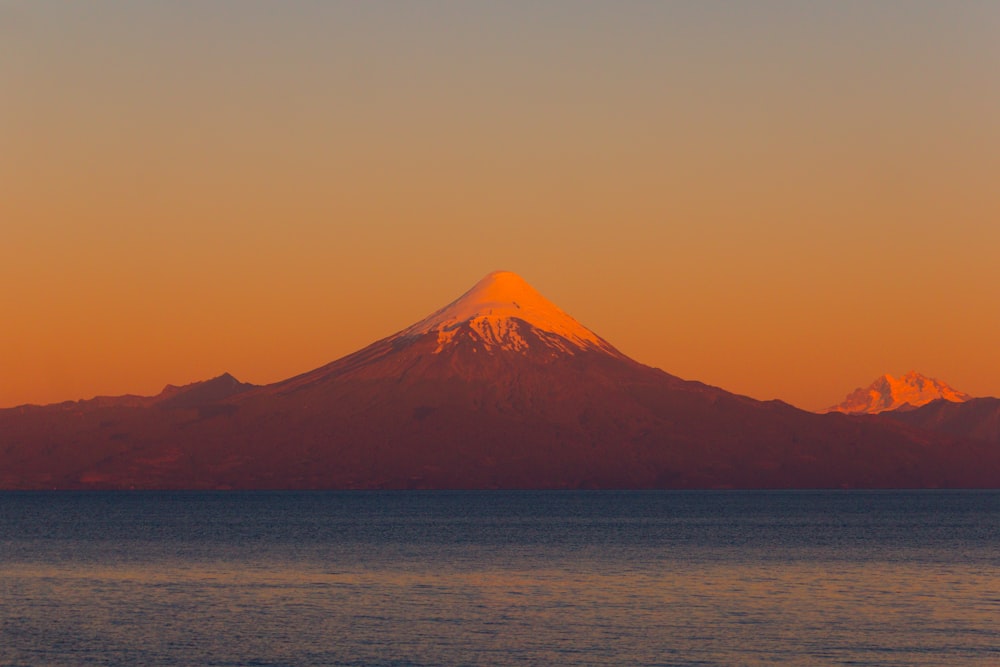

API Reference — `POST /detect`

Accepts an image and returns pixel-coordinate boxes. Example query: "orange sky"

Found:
[3,2,999,411]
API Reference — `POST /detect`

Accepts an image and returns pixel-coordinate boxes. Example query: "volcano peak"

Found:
[397,270,619,356]
[433,270,545,315]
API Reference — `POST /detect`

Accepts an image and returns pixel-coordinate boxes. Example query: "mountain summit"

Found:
[398,270,620,356]
[827,371,972,414]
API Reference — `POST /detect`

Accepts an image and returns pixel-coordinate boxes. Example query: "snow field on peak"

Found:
[829,371,972,414]
[398,271,617,355]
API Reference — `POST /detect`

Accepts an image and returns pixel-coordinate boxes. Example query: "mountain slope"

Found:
[827,371,971,414]
[1,271,997,489]
[884,397,1000,445]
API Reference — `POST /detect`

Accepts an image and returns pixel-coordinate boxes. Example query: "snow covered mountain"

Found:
[1,271,998,489]
[827,371,972,414]
[396,270,621,356]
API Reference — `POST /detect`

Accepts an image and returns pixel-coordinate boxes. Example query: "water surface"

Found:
[1,491,997,665]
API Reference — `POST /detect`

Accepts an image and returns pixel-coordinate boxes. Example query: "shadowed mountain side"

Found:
[0,373,258,488]
[883,398,1000,445]
[154,373,257,411]
[1,334,996,489]
[8,373,258,412]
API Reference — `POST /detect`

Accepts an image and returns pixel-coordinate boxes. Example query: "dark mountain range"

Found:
[883,397,1000,445]
[1,271,997,489]
[153,373,258,411]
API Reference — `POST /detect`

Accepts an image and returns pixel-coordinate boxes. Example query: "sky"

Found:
[2,1,999,411]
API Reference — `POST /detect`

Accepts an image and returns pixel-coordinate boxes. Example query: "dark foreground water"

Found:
[0,491,998,666]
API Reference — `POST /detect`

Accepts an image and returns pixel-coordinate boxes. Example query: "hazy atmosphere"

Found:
[3,1,999,410]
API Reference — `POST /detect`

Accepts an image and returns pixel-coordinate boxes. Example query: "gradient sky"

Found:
[3,1,999,411]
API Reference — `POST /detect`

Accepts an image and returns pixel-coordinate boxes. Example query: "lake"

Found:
[1,491,998,666]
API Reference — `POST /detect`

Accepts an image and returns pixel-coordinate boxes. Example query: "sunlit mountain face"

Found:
[398,270,623,356]
[1,272,998,490]
[827,371,972,414]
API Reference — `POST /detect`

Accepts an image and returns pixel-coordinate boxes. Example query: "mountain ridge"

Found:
[883,397,1000,445]
[1,271,997,489]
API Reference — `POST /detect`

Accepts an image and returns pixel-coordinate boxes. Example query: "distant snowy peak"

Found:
[396,270,621,356]
[828,371,972,414]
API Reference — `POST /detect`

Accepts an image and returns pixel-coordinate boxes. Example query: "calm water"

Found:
[0,491,998,666]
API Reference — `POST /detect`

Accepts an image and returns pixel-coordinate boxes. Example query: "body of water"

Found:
[1,490,998,666]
